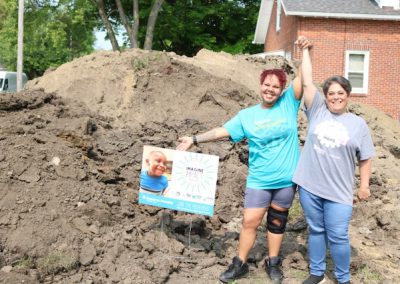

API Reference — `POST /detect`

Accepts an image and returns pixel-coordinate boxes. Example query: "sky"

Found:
[93,30,112,50]
[93,29,125,51]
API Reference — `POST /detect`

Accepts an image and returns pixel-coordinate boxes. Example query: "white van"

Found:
[0,71,28,92]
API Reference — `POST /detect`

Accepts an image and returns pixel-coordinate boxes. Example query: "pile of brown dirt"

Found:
[0,49,398,283]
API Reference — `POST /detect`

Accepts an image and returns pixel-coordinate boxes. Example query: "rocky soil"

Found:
[0,49,399,284]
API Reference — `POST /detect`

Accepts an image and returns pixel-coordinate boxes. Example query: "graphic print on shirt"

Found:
[314,119,349,148]
[254,117,289,149]
[254,117,286,131]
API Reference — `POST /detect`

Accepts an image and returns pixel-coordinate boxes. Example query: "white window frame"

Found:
[285,51,291,61]
[276,0,281,32]
[345,50,369,94]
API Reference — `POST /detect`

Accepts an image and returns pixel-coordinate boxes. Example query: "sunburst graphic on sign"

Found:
[171,151,219,204]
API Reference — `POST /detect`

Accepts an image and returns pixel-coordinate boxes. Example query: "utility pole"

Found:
[17,0,24,92]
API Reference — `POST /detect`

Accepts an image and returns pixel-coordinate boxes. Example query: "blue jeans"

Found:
[299,187,353,283]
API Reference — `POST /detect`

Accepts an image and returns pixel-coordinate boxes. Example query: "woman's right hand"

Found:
[176,136,193,151]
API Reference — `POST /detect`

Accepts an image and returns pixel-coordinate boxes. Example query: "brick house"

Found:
[254,0,400,120]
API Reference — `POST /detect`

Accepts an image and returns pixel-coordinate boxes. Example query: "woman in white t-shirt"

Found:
[293,37,375,284]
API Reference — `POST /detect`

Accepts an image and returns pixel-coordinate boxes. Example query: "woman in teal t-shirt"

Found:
[176,36,310,284]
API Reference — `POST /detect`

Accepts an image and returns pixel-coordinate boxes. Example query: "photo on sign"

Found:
[138,145,219,216]
[139,146,173,196]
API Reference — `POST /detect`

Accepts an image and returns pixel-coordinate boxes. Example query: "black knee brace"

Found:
[266,207,289,234]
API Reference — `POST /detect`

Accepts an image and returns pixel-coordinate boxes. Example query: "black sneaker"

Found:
[219,256,249,283]
[339,281,351,284]
[302,274,326,284]
[265,256,283,283]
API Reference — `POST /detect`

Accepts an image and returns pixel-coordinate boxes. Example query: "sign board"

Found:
[139,145,219,216]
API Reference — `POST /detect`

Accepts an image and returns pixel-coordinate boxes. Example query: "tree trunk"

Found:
[115,0,134,46]
[92,0,119,51]
[143,0,163,50]
[132,0,139,48]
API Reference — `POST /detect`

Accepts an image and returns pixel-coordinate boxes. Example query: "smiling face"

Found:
[260,74,283,108]
[325,82,349,114]
[146,151,167,177]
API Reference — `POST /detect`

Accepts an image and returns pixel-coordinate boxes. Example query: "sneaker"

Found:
[265,256,283,283]
[219,256,249,283]
[302,274,326,284]
[339,282,351,284]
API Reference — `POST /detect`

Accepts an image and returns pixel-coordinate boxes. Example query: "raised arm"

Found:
[357,159,372,200]
[176,127,230,151]
[292,36,311,100]
[295,36,317,108]
[292,65,303,100]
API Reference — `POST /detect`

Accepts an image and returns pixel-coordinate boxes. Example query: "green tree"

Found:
[152,0,262,56]
[0,0,262,76]
[0,0,6,30]
[96,0,262,56]
[0,0,97,77]
[0,0,17,70]
[92,0,164,51]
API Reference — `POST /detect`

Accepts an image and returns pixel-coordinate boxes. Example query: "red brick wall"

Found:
[264,5,400,120]
[264,1,299,56]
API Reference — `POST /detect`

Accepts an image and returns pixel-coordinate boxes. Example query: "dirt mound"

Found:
[0,49,398,283]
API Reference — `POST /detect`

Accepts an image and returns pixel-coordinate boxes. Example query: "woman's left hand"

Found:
[357,186,371,201]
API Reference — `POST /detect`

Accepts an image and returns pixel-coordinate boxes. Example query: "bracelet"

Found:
[192,135,198,146]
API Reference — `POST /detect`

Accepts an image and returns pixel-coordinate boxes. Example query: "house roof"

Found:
[253,0,274,44]
[281,0,400,19]
[253,0,400,44]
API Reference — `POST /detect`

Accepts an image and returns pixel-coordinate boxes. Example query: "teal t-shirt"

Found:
[140,170,168,192]
[223,85,301,189]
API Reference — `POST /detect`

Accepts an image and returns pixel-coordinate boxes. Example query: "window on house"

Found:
[345,51,369,94]
[276,0,281,32]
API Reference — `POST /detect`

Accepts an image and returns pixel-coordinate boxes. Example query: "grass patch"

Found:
[36,253,78,274]
[132,53,165,71]
[288,198,303,221]
[290,268,308,279]
[14,256,35,269]
[358,265,384,283]
[132,58,149,71]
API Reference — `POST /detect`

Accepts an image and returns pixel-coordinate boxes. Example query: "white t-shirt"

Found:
[293,92,375,205]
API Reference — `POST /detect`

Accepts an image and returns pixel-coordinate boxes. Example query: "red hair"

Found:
[259,69,287,89]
